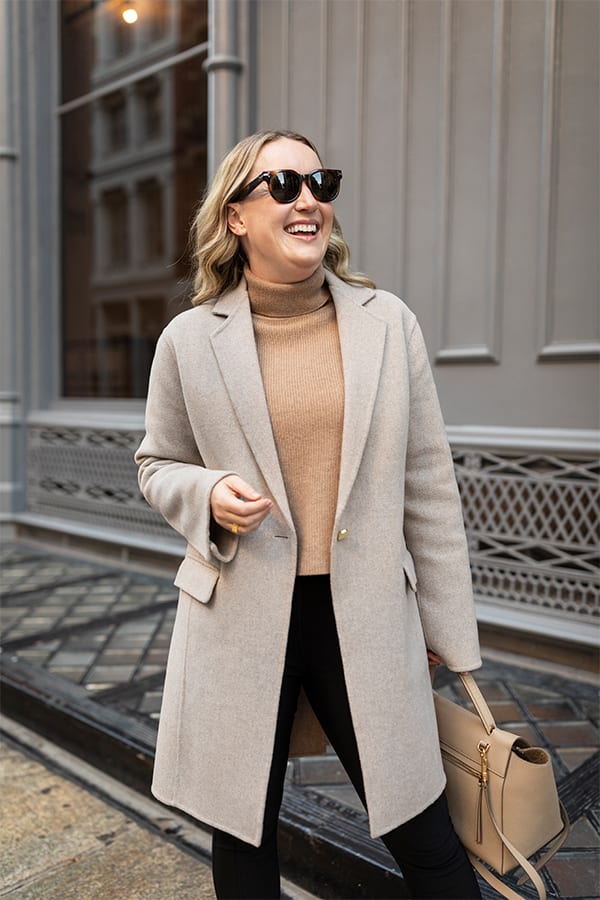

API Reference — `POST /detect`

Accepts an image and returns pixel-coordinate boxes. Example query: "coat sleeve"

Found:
[403,318,482,672]
[135,330,239,563]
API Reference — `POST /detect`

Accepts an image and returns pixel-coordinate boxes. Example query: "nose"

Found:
[294,178,317,210]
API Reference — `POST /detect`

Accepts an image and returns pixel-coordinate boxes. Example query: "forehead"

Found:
[252,138,322,175]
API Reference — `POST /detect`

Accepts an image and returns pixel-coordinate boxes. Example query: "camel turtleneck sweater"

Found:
[245,266,344,575]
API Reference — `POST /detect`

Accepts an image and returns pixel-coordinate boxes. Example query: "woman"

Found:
[135,130,482,899]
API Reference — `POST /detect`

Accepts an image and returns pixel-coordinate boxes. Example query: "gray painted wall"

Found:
[250,0,599,429]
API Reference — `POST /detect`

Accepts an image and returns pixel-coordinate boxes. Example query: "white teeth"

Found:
[286,223,317,234]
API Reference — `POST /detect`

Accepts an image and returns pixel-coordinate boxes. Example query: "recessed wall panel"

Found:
[322,0,365,264]
[287,0,327,144]
[538,0,600,360]
[403,0,443,336]
[255,0,289,129]
[436,0,505,363]
[360,0,407,291]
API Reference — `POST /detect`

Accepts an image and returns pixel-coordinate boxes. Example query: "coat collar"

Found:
[209,272,386,530]
[210,270,376,317]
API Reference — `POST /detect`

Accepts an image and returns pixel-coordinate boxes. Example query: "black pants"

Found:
[212,575,481,899]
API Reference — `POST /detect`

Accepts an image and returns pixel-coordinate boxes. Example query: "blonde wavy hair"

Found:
[190,130,376,305]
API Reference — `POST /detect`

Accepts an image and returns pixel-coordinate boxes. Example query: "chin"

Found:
[291,252,326,273]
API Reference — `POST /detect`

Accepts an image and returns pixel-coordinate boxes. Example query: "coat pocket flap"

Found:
[174,556,219,604]
[403,552,418,592]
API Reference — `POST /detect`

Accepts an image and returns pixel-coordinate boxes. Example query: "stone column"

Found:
[204,0,244,179]
[0,0,24,538]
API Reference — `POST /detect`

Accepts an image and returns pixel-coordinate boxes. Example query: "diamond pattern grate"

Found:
[27,425,174,537]
[454,450,599,620]
[22,426,600,625]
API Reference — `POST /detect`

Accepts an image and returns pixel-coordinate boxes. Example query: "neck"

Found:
[244,266,329,318]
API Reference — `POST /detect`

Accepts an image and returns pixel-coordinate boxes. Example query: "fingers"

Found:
[427,650,444,666]
[226,502,272,532]
[220,474,262,503]
[225,502,272,535]
[210,475,273,535]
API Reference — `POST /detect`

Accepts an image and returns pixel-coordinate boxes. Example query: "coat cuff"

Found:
[445,657,483,673]
[209,520,238,563]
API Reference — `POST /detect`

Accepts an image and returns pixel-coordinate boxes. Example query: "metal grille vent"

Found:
[27,426,173,538]
[26,425,599,625]
[454,450,599,620]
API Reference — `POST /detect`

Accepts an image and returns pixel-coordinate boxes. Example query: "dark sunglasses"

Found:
[230,168,343,204]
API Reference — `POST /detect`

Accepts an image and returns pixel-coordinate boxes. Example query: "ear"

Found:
[227,204,247,236]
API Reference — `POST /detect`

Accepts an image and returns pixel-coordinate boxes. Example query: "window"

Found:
[102,187,130,268]
[137,178,164,262]
[136,76,162,142]
[112,13,133,58]
[102,91,128,154]
[146,0,170,44]
[97,301,132,396]
[60,0,209,399]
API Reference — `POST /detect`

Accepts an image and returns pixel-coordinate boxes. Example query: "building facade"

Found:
[1,0,598,654]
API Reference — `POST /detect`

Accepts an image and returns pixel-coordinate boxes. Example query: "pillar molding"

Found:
[0,0,24,532]
[204,0,245,179]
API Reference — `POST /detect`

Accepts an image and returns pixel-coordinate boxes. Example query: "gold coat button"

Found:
[337,528,350,541]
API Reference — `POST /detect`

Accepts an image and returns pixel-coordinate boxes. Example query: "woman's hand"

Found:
[427,650,444,667]
[210,475,273,536]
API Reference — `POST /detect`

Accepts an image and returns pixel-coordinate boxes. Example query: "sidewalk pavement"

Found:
[1,541,598,898]
[0,715,314,900]
[0,721,215,899]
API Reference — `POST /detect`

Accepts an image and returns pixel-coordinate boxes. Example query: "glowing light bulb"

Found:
[122,2,138,24]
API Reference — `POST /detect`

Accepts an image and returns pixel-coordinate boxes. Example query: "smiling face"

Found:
[226,137,335,284]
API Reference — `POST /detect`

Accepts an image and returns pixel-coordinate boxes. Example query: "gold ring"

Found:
[231,523,239,534]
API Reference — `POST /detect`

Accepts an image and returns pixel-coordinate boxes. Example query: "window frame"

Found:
[56,1,209,406]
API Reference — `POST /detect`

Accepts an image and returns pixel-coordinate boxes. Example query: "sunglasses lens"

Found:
[264,169,342,203]
[309,170,341,202]
[269,170,302,203]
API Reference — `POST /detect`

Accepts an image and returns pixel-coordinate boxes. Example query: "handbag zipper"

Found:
[441,747,481,778]
[441,741,491,844]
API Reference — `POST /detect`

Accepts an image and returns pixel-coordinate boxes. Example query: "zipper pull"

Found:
[476,741,490,844]
[476,783,484,843]
[478,740,490,786]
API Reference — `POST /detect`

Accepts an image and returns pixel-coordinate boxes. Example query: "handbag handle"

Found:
[457,671,497,736]
[429,666,496,735]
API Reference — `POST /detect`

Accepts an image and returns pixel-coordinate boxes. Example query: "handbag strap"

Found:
[516,806,570,883]
[457,671,497,735]
[469,854,529,900]
[429,666,496,735]
[471,790,570,900]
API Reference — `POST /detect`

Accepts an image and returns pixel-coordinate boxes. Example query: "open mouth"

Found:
[285,223,318,235]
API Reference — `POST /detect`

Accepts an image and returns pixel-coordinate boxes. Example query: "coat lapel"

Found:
[326,273,387,521]
[209,273,387,532]
[209,282,293,526]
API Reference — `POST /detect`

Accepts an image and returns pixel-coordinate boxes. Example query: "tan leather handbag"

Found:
[432,670,569,900]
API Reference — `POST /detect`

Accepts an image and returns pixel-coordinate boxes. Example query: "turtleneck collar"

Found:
[244,265,330,318]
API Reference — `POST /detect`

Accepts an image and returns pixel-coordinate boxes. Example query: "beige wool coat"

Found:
[135,270,481,847]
